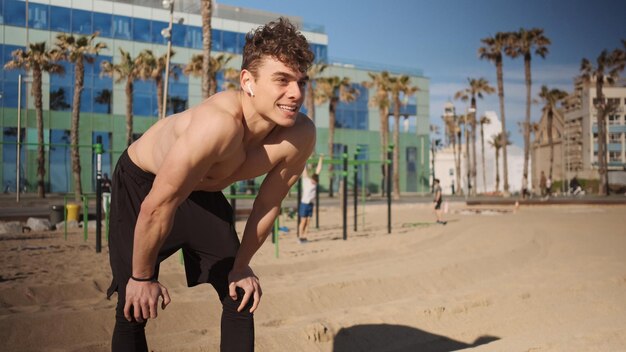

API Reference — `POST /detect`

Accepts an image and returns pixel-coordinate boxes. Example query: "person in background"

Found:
[433,178,447,225]
[298,154,324,243]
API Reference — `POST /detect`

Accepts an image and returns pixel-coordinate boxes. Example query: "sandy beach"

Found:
[1,201,625,351]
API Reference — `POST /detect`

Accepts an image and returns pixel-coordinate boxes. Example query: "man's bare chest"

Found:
[196,144,278,191]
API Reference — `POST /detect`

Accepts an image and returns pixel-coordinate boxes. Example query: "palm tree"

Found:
[139,49,176,119]
[305,63,328,122]
[454,77,495,195]
[442,110,461,194]
[538,85,568,181]
[389,74,418,199]
[489,131,511,193]
[479,32,514,193]
[54,33,107,201]
[201,0,213,98]
[184,53,238,95]
[579,45,625,195]
[4,42,64,198]
[101,48,145,146]
[507,28,550,196]
[363,71,392,196]
[479,115,491,193]
[315,76,359,197]
[94,88,112,114]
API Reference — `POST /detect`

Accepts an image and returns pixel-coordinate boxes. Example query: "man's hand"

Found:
[228,266,262,313]
[124,279,171,323]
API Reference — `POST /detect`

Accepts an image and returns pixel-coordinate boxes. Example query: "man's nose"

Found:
[287,81,303,100]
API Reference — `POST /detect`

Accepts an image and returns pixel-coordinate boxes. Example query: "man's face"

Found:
[246,57,308,127]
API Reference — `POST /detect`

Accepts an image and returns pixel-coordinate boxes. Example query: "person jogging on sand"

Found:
[106,18,315,351]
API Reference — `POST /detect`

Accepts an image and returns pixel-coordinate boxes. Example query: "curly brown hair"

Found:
[241,17,315,77]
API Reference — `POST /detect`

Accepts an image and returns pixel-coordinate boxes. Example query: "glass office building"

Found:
[0,0,430,194]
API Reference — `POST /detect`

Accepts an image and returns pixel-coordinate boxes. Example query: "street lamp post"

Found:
[16,75,23,202]
[465,107,476,199]
[161,0,174,120]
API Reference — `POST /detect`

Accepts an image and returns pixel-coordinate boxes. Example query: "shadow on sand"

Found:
[333,324,499,352]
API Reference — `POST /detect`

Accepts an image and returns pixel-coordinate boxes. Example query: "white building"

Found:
[434,111,528,195]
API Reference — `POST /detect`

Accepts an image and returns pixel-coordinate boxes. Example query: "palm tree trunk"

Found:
[456,130,462,195]
[470,99,477,196]
[306,83,316,122]
[392,98,400,200]
[522,53,532,196]
[451,131,458,193]
[210,76,217,97]
[33,66,46,198]
[495,148,500,192]
[465,116,471,195]
[481,124,487,193]
[596,78,609,195]
[71,60,85,202]
[496,59,510,192]
[201,0,212,99]
[380,108,388,196]
[328,98,337,197]
[125,80,134,146]
[548,109,554,180]
[156,75,164,119]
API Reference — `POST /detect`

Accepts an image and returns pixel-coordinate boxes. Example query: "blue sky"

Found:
[217,0,626,146]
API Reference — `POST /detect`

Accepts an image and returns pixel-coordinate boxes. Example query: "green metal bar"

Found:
[64,195,68,240]
[105,199,110,241]
[274,216,279,259]
[82,195,89,241]
[361,157,366,231]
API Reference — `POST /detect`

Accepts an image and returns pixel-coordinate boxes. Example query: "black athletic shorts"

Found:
[107,149,240,300]
[434,199,442,210]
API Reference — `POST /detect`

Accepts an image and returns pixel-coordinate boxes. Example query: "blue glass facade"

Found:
[0,0,329,61]
[335,84,369,130]
[1,44,27,109]
[49,54,113,114]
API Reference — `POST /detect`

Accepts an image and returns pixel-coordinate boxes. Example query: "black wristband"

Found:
[130,275,157,282]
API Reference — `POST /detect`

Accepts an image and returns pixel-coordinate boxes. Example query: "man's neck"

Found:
[239,91,278,145]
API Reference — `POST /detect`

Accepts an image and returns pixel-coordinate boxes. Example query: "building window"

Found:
[186,26,202,49]
[132,17,151,43]
[167,65,188,115]
[4,0,26,27]
[151,20,168,45]
[93,12,112,38]
[113,15,132,40]
[2,127,26,193]
[607,98,620,106]
[609,151,622,162]
[28,2,49,30]
[172,23,187,47]
[608,114,620,125]
[49,6,70,32]
[211,29,222,52]
[335,83,369,130]
[49,129,71,193]
[71,9,92,35]
[609,133,622,143]
[222,30,238,54]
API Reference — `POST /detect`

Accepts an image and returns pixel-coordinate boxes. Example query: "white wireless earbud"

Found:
[246,82,255,97]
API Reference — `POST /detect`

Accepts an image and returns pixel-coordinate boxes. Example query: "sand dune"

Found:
[1,202,625,351]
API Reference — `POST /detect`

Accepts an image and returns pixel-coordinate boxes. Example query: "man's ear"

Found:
[240,69,253,89]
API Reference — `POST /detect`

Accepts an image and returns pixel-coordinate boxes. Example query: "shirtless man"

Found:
[106,18,315,351]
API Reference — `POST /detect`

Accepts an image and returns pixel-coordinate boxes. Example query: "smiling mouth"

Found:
[277,104,298,113]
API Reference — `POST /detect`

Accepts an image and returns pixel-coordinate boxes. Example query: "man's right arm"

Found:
[125,110,241,322]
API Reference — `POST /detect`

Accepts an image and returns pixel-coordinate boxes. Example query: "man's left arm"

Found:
[229,119,315,313]
[228,155,307,312]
